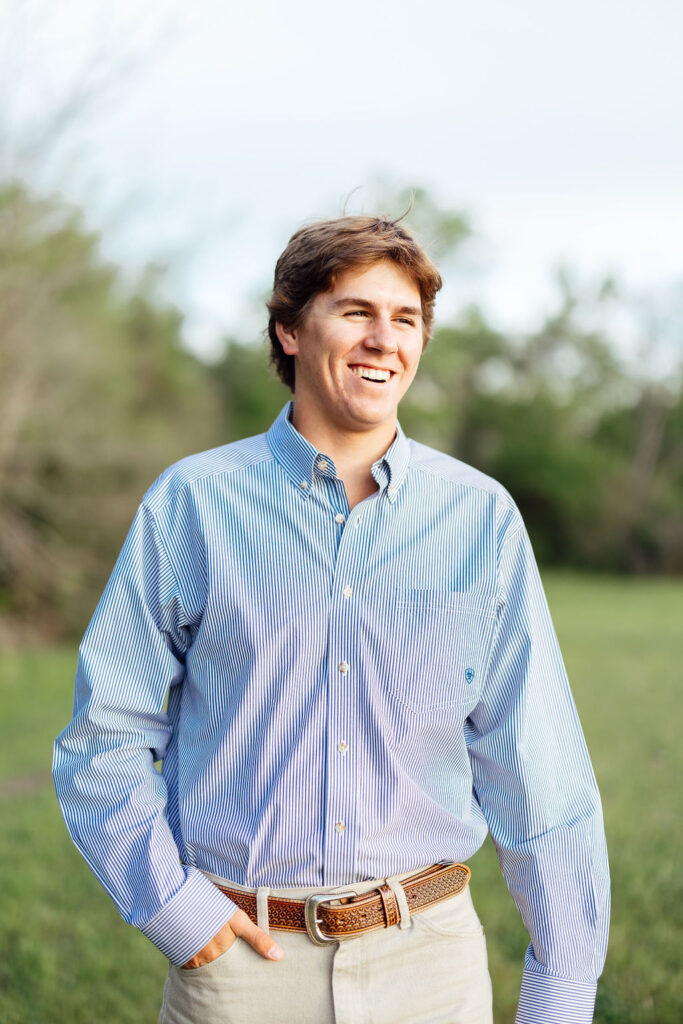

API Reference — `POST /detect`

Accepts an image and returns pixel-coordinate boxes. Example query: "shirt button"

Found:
[300,480,308,490]
[334,513,345,524]
[388,485,396,495]
[342,585,352,599]
[337,740,348,755]
[339,661,349,674]
[334,821,346,834]
[317,459,328,471]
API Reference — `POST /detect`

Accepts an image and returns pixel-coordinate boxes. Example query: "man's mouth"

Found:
[349,365,394,384]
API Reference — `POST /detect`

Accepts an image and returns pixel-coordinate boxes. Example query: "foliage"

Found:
[1,179,681,641]
[217,337,290,442]
[400,279,683,572]
[0,182,222,640]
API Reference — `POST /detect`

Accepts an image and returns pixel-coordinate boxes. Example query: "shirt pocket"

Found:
[388,590,496,713]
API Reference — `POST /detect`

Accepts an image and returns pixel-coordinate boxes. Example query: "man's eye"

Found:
[397,318,416,327]
[347,310,369,317]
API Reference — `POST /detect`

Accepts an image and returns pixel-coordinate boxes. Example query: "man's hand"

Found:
[180,907,284,969]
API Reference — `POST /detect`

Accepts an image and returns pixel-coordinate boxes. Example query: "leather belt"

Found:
[215,861,471,946]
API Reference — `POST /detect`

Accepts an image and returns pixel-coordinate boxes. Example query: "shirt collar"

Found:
[266,401,411,503]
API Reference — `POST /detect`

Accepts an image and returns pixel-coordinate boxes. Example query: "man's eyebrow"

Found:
[330,296,422,317]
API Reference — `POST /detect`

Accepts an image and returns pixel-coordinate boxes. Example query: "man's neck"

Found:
[289,403,397,509]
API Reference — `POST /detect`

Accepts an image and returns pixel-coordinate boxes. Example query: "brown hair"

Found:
[266,214,442,391]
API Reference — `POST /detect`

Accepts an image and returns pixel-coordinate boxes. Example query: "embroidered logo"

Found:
[465,668,475,684]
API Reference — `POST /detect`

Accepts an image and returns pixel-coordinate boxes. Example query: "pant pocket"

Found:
[412,888,485,938]
[159,938,244,1024]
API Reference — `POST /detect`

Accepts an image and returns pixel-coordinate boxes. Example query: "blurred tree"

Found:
[216,338,290,442]
[0,182,222,641]
[402,266,683,572]
[1,180,681,644]
[593,384,683,572]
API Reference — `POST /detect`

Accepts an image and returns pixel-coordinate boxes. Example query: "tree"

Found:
[0,182,222,641]
[404,266,683,572]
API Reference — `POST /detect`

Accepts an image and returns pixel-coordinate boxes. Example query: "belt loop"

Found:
[256,886,271,932]
[385,876,412,930]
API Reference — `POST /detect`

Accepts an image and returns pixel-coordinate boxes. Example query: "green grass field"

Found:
[1,572,681,1023]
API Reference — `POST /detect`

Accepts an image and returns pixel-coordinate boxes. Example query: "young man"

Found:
[54,215,609,1023]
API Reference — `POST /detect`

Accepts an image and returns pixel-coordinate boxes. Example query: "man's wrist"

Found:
[515,967,597,1024]
[139,866,238,965]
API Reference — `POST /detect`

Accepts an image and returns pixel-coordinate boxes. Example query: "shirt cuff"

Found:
[515,968,597,1024]
[138,865,238,965]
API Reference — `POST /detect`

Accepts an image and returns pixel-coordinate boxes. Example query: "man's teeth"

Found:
[350,365,392,382]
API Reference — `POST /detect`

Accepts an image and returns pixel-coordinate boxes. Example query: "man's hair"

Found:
[266,214,443,392]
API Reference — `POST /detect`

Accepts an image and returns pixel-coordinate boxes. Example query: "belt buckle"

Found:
[304,890,359,946]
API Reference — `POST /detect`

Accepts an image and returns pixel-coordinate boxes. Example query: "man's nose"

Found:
[365,316,397,352]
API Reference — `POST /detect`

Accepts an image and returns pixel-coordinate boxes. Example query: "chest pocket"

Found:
[388,591,497,712]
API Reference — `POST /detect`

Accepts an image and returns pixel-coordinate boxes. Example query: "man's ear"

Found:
[275,321,299,357]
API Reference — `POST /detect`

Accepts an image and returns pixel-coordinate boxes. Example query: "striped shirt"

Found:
[53,400,609,1023]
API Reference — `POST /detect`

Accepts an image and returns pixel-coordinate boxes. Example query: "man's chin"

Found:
[343,408,398,434]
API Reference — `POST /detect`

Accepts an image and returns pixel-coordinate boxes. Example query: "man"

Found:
[54,214,609,1023]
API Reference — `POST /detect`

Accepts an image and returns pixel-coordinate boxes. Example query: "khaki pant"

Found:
[159,865,493,1024]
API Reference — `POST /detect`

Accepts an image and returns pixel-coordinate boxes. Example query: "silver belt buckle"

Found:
[304,889,359,946]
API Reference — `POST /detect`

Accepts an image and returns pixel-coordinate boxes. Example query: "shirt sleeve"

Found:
[52,499,238,965]
[466,513,610,1024]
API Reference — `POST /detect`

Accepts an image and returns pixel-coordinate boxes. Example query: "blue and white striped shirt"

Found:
[53,401,609,1023]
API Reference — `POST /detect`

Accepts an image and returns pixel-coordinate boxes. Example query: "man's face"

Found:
[276,260,424,438]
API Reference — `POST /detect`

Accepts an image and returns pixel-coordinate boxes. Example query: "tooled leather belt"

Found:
[215,861,471,945]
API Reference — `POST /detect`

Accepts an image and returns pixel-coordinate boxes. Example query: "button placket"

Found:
[322,489,377,883]
[325,477,349,545]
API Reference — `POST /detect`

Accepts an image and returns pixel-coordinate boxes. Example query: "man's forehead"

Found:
[322,260,422,304]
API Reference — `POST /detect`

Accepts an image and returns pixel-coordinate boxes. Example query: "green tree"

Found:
[405,267,683,572]
[0,182,222,640]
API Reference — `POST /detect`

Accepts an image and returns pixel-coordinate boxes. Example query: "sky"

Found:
[3,0,682,364]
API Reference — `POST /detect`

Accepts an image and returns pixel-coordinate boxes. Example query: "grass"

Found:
[0,572,681,1023]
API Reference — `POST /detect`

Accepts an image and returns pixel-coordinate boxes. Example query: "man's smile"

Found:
[348,364,395,383]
